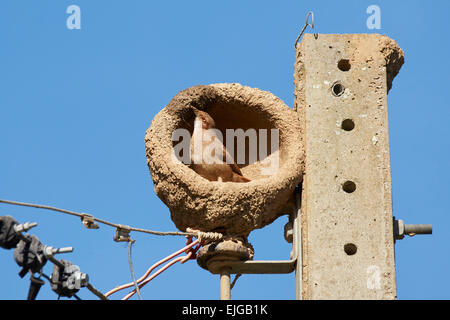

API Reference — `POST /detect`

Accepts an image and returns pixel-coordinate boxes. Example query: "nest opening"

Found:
[173,101,288,181]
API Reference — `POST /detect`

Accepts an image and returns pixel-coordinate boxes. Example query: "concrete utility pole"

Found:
[294,34,405,299]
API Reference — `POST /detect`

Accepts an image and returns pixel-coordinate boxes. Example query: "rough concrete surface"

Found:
[295,34,404,299]
[145,83,304,237]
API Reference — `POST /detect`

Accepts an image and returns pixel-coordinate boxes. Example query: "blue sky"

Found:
[0,0,448,300]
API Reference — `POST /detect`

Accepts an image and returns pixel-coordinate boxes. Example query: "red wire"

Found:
[121,241,201,300]
[105,238,200,298]
[122,256,185,300]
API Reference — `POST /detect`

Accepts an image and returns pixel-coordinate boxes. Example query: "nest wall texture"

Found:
[145,83,304,237]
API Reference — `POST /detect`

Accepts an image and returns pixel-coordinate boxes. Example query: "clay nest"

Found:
[145,83,304,237]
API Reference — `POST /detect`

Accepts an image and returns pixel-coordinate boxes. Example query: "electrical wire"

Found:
[105,239,200,298]
[1,200,224,300]
[127,240,142,300]
[40,248,108,300]
[230,273,242,290]
[86,283,108,300]
[122,240,201,300]
[122,255,186,300]
[0,199,193,237]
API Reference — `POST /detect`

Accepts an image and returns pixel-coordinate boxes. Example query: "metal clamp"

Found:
[62,263,89,291]
[80,213,99,229]
[284,221,294,244]
[114,225,133,242]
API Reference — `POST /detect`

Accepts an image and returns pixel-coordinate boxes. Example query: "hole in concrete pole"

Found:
[331,82,345,97]
[344,243,357,255]
[338,59,351,71]
[342,180,356,193]
[341,119,355,131]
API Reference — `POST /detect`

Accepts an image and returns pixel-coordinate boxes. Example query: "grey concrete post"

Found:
[294,34,404,299]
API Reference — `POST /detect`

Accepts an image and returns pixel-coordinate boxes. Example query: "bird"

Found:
[189,109,251,183]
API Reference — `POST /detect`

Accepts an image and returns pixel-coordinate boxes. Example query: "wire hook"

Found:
[294,11,318,49]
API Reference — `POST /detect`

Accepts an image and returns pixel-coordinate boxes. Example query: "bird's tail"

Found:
[232,174,251,183]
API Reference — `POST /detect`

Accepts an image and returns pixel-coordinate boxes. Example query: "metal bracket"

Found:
[206,189,300,276]
[393,218,432,240]
[207,259,296,275]
[207,189,302,300]
[209,258,296,300]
